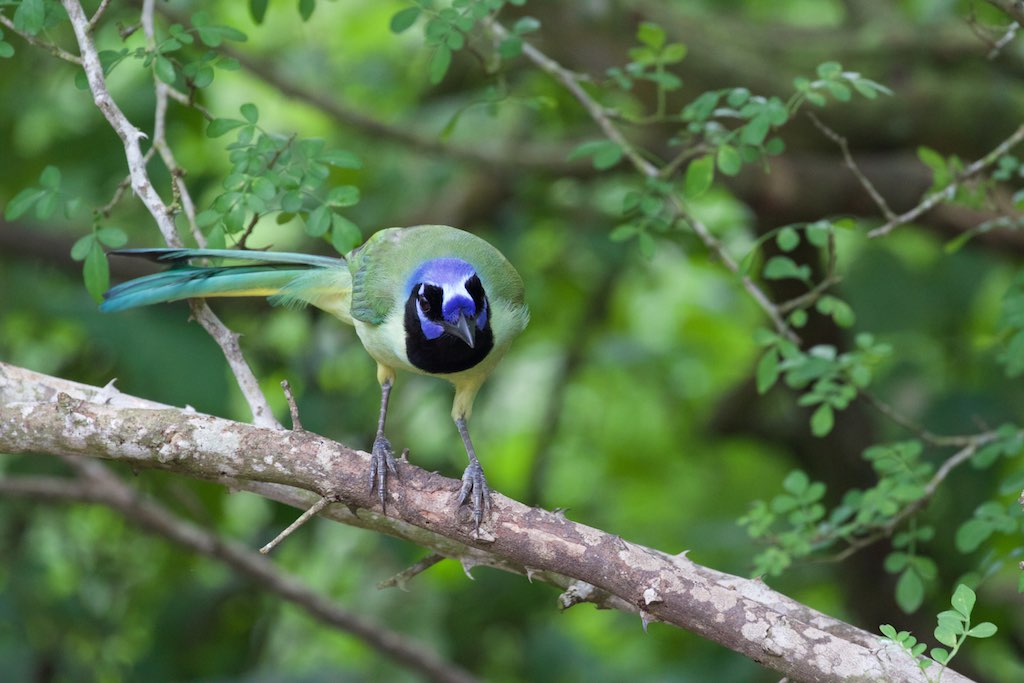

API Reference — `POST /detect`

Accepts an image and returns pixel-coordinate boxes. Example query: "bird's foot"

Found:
[369,433,398,511]
[457,460,492,534]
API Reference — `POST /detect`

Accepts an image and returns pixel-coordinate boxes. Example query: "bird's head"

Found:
[404,258,494,374]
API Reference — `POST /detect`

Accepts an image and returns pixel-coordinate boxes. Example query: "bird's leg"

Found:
[369,377,398,510]
[455,416,491,533]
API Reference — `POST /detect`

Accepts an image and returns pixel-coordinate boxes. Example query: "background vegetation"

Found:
[2,0,1023,681]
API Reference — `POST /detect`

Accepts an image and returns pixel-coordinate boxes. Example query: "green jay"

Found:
[100,224,530,530]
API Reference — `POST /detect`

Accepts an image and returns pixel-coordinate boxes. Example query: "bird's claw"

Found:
[457,461,492,533]
[369,433,398,511]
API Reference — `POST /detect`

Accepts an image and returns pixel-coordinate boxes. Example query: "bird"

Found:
[100,224,530,531]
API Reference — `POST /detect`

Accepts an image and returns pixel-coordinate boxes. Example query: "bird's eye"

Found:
[418,294,431,314]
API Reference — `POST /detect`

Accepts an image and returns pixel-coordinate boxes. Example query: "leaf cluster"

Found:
[389,0,532,83]
[203,103,364,253]
[880,584,998,679]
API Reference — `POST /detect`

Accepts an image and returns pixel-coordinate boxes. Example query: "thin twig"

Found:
[816,435,994,564]
[808,112,897,222]
[868,122,1024,238]
[488,21,799,344]
[984,0,1024,25]
[0,14,83,63]
[86,0,114,33]
[859,392,977,448]
[281,380,303,431]
[141,0,204,247]
[988,21,1019,59]
[377,553,446,590]
[63,0,278,428]
[260,496,332,554]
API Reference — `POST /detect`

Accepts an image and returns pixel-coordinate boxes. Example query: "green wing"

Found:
[348,225,526,325]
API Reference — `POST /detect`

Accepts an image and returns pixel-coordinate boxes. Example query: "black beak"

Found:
[442,312,476,348]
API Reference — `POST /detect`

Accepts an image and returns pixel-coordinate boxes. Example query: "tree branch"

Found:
[867,122,1024,238]
[488,21,800,345]
[62,0,278,429]
[0,361,976,683]
[0,461,479,683]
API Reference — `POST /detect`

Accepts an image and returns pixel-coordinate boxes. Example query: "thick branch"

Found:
[0,362,974,683]
[6,458,479,683]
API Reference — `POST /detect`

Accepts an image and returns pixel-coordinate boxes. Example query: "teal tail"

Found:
[100,248,347,313]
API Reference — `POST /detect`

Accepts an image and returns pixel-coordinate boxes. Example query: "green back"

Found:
[348,225,525,325]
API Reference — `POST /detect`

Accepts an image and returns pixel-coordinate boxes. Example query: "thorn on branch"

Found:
[259,495,332,554]
[377,553,445,591]
[281,380,303,432]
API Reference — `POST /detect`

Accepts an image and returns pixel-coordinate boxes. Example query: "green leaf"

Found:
[816,61,842,79]
[429,45,452,84]
[776,226,800,252]
[250,0,269,24]
[299,0,316,21]
[826,81,851,101]
[498,36,523,59]
[513,16,541,34]
[251,176,276,200]
[955,518,994,553]
[756,349,780,394]
[326,185,360,207]
[13,0,45,35]
[967,622,997,638]
[609,223,639,242]
[319,149,362,169]
[762,256,811,282]
[930,647,950,665]
[390,6,421,33]
[281,190,303,213]
[896,569,924,613]
[782,470,809,495]
[0,40,15,59]
[83,243,109,302]
[567,140,623,171]
[206,224,226,250]
[684,155,715,198]
[240,103,259,124]
[810,404,834,437]
[39,165,61,189]
[4,187,45,220]
[71,234,96,261]
[96,227,127,248]
[35,191,58,219]
[934,624,958,648]
[636,22,665,49]
[304,205,331,237]
[879,624,897,640]
[918,146,950,186]
[951,584,976,617]
[884,552,909,573]
[637,231,656,259]
[196,209,221,228]
[191,65,215,88]
[330,214,362,254]
[207,118,244,137]
[741,111,773,146]
[716,144,742,176]
[155,56,177,84]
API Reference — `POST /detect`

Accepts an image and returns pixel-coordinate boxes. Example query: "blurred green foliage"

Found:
[3,0,1024,681]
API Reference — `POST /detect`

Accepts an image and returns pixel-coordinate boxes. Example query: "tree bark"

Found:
[0,362,974,683]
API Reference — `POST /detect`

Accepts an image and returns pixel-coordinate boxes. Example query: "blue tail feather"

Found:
[101,248,344,313]
[109,248,343,268]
